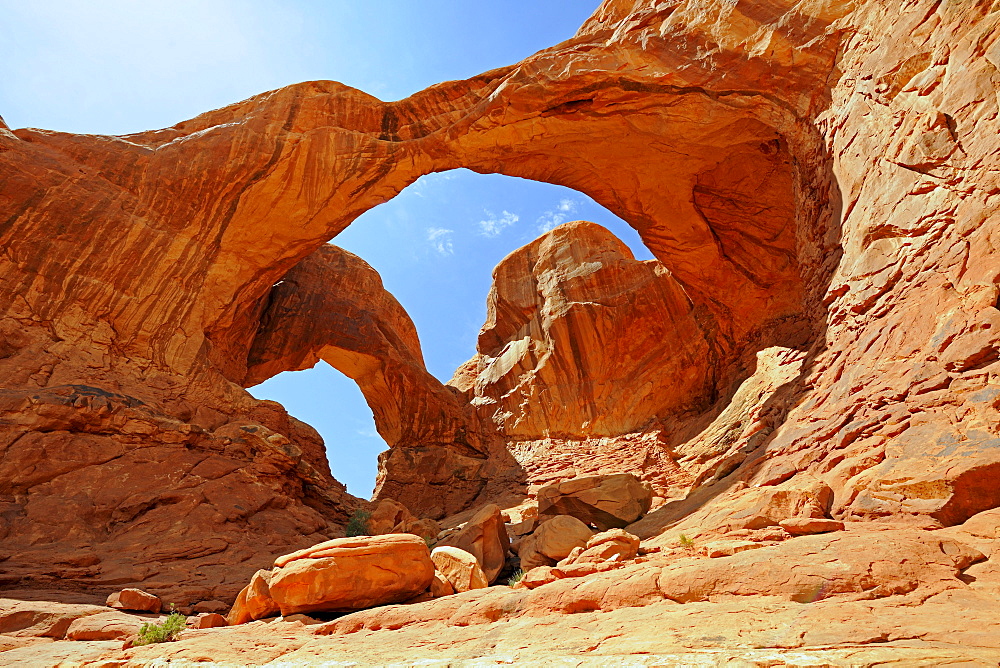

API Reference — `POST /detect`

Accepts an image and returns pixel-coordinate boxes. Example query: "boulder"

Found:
[703,540,767,558]
[779,518,845,535]
[534,516,596,560]
[367,499,441,542]
[431,546,488,593]
[106,589,161,614]
[267,534,435,615]
[187,613,229,629]
[537,474,652,531]
[559,528,639,565]
[516,515,594,571]
[0,599,108,638]
[228,569,280,625]
[368,499,411,535]
[429,571,456,598]
[65,611,144,641]
[521,566,563,590]
[405,518,443,543]
[438,504,510,583]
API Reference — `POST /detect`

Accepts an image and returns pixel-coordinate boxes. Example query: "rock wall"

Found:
[1,0,999,609]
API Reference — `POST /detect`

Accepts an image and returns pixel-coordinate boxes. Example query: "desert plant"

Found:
[678,534,695,550]
[506,568,525,587]
[134,610,186,646]
[345,509,371,537]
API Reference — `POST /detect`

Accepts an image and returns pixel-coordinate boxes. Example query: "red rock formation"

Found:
[0,5,998,665]
[450,221,710,439]
[243,244,504,517]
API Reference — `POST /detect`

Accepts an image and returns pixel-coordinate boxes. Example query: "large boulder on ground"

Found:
[559,528,640,566]
[0,599,108,638]
[267,534,435,615]
[431,546,488,592]
[187,613,229,629]
[228,569,281,625]
[106,589,161,614]
[537,474,652,531]
[438,504,510,583]
[515,515,594,571]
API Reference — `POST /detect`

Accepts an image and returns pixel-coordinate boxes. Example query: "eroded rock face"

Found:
[451,221,710,438]
[0,384,356,608]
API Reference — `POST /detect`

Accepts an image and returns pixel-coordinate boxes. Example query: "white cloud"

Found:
[537,198,580,233]
[409,171,459,198]
[478,209,519,237]
[426,227,455,255]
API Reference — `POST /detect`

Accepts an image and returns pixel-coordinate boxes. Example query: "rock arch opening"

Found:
[0,6,845,525]
[248,361,384,498]
[244,171,658,501]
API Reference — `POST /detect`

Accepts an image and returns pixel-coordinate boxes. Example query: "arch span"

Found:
[0,1,849,522]
[244,244,507,517]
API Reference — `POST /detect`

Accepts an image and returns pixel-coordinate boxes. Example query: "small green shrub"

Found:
[135,611,186,646]
[678,534,695,550]
[345,509,371,537]
[506,569,525,587]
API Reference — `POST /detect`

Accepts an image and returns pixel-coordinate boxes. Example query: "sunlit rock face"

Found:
[451,221,711,439]
[0,0,999,618]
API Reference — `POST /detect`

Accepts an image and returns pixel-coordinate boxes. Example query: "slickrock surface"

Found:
[2,0,1000,663]
[28,513,1000,665]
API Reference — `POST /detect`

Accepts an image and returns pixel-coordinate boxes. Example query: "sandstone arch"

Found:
[2,0,999,610]
[243,244,507,517]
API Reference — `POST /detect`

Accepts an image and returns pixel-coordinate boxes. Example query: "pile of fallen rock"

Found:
[227,472,654,624]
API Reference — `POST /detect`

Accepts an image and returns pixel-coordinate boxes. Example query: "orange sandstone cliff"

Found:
[2,0,1000,663]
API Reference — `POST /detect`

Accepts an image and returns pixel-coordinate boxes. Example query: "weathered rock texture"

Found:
[267,535,435,615]
[450,221,709,438]
[2,0,1000,662]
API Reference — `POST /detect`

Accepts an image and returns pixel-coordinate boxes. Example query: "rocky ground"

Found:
[4,499,1000,665]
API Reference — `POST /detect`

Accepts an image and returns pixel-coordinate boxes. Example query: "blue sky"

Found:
[2,1,653,497]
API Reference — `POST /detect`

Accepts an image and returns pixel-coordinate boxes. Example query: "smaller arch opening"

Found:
[248,361,386,499]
